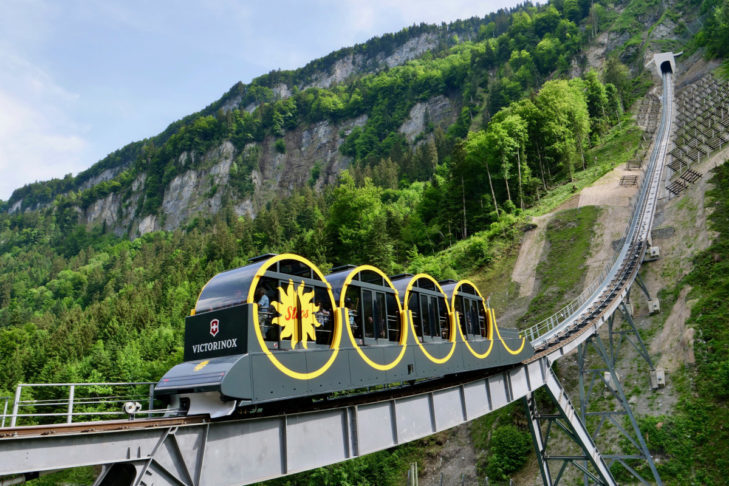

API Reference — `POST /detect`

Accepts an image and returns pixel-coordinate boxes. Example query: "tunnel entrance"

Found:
[660,60,673,74]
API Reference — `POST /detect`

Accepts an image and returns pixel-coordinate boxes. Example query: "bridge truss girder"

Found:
[576,313,662,486]
[1,359,552,486]
[525,367,616,486]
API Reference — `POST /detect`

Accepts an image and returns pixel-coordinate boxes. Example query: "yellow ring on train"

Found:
[451,280,495,359]
[340,265,408,371]
[248,253,341,380]
[492,307,526,355]
[404,274,457,364]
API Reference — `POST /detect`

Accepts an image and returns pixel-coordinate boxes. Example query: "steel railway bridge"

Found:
[0,55,680,486]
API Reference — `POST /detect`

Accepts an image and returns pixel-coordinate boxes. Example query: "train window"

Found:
[466,299,480,337]
[432,296,441,338]
[359,290,390,341]
[360,270,384,286]
[278,259,316,279]
[420,294,431,337]
[461,285,477,296]
[386,293,400,342]
[314,287,334,345]
[345,287,362,339]
[423,295,441,339]
[456,295,467,339]
[479,302,489,339]
[375,292,386,339]
[409,293,423,342]
[362,291,375,338]
[195,269,247,312]
[257,277,279,343]
[438,297,449,339]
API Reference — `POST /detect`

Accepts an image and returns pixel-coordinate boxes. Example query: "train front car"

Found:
[155,253,341,416]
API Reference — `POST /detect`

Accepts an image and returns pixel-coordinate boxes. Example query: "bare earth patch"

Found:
[650,285,696,372]
[578,164,639,285]
[418,424,479,486]
[511,164,640,302]
[512,214,551,298]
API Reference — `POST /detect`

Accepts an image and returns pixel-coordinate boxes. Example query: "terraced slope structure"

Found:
[668,73,729,195]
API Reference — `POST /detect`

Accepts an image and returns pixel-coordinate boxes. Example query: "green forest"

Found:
[3,0,729,483]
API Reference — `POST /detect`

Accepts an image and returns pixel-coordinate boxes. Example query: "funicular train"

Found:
[155,253,534,417]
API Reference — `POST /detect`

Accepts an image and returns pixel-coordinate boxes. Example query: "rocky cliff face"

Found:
[78,94,457,237]
[308,32,440,90]
[9,30,462,237]
[82,174,146,236]
[237,32,442,114]
[216,32,445,115]
[399,95,457,143]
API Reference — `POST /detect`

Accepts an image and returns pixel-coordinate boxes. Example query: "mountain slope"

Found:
[4,1,617,239]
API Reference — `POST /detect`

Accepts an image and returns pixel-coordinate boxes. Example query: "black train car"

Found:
[155,254,532,417]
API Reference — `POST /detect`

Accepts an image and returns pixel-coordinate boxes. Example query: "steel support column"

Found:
[524,368,615,486]
[633,274,653,302]
[612,302,655,370]
[576,332,662,485]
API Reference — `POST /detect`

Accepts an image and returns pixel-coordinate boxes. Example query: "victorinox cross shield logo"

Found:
[210,318,220,337]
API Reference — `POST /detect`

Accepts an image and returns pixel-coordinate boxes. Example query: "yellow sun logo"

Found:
[271,279,321,349]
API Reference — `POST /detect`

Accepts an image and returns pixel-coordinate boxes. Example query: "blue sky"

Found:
[0,0,526,201]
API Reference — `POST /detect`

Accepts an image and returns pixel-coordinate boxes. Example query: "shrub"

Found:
[274,138,286,154]
[484,424,531,480]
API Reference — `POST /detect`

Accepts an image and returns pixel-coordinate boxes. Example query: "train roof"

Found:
[194,254,330,314]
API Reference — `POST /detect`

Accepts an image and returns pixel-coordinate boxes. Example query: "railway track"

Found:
[526,69,673,360]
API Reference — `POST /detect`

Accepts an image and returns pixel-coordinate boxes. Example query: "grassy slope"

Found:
[517,205,601,327]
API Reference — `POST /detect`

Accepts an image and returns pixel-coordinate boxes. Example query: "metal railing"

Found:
[1,382,171,428]
[522,265,613,344]
[0,396,10,428]
[525,71,673,347]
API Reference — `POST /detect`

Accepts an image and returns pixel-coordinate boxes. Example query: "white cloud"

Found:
[337,0,506,35]
[0,51,88,200]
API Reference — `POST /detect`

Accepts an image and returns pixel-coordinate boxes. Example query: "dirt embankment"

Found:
[511,163,640,304]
